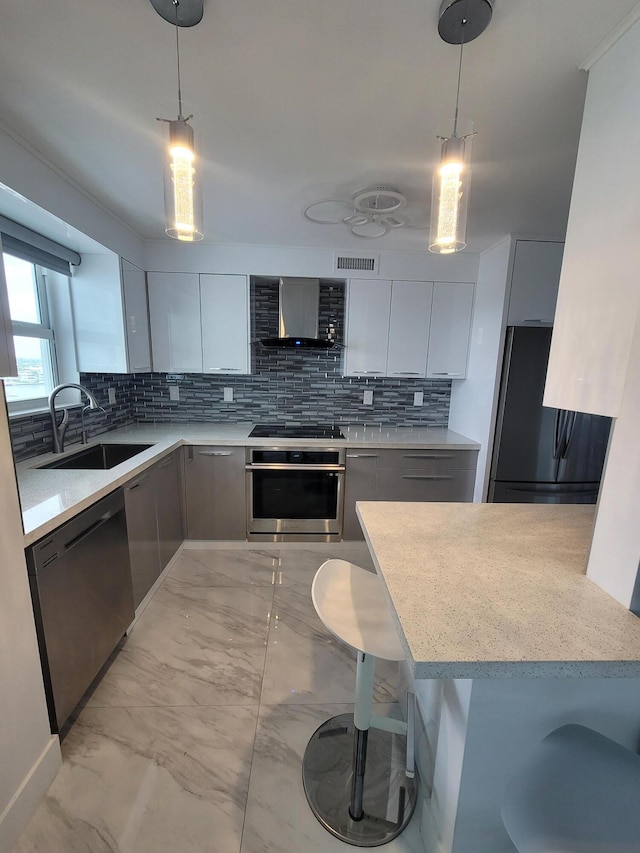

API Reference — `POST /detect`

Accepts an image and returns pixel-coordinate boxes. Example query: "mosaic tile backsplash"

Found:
[9,278,451,461]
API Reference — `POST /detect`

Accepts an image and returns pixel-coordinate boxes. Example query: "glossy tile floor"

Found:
[15,545,423,853]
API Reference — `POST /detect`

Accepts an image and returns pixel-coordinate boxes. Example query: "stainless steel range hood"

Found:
[260,277,335,349]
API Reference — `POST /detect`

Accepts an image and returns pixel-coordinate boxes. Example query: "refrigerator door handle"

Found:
[561,410,577,460]
[553,409,562,460]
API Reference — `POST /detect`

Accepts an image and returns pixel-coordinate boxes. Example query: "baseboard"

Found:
[0,735,61,851]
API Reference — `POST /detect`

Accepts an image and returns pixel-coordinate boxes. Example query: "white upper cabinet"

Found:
[147,272,202,372]
[200,274,250,375]
[387,281,433,378]
[507,240,564,326]
[345,278,472,379]
[344,279,392,376]
[426,282,474,379]
[121,260,151,372]
[71,255,151,374]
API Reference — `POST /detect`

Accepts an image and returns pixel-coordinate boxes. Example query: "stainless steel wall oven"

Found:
[246,447,345,538]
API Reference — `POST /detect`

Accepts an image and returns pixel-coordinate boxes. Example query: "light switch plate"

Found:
[169,385,180,401]
[223,387,233,402]
[107,387,116,405]
[363,389,374,405]
[413,391,424,407]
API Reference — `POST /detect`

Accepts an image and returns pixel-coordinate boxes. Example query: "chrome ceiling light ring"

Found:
[350,221,389,239]
[352,187,407,216]
[303,185,425,238]
[149,0,203,27]
[437,0,492,44]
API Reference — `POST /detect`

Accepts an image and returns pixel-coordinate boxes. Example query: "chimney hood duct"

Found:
[260,278,334,349]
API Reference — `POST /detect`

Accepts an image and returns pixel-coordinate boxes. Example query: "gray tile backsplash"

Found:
[9,278,451,461]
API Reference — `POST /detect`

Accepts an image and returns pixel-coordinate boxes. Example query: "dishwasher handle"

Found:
[63,509,119,554]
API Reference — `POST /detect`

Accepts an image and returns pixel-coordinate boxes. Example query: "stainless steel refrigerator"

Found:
[488,326,611,504]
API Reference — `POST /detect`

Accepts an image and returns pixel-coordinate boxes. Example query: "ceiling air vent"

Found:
[333,253,379,274]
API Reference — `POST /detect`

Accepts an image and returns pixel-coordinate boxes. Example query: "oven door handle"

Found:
[246,464,345,472]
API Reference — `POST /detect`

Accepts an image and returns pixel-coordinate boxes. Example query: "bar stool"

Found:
[302,558,417,847]
[502,724,640,852]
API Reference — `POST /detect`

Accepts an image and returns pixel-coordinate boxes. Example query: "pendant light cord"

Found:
[452,2,469,138]
[173,0,183,118]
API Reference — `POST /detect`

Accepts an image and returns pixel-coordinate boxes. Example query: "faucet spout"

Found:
[48,383,100,454]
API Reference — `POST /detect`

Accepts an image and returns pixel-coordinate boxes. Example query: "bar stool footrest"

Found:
[302,713,417,847]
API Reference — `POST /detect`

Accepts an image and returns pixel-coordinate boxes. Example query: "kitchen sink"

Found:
[38,443,153,470]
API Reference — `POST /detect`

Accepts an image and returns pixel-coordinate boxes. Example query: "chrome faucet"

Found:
[48,383,100,454]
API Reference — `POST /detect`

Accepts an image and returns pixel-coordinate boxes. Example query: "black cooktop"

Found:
[249,424,345,439]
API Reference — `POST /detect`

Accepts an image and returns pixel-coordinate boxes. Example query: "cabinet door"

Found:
[200,274,250,374]
[121,259,151,372]
[343,450,379,540]
[184,446,246,540]
[70,254,128,373]
[507,240,564,326]
[344,279,391,376]
[154,451,183,570]
[124,471,160,608]
[427,282,474,379]
[387,281,433,378]
[375,467,476,501]
[148,272,202,372]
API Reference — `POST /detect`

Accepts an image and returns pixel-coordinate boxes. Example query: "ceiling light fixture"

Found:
[429,0,492,254]
[303,186,428,239]
[152,0,204,242]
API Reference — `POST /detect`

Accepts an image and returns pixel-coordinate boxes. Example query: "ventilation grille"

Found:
[333,254,378,273]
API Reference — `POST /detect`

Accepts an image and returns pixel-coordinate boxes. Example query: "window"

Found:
[2,253,58,406]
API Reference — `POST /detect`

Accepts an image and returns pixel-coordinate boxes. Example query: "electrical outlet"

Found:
[363,389,373,405]
[169,385,180,402]
[413,391,424,407]
[107,387,116,405]
[223,387,234,402]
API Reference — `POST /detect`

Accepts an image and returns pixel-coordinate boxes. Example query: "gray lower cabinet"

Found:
[184,446,246,540]
[124,450,184,607]
[343,451,379,540]
[343,447,478,540]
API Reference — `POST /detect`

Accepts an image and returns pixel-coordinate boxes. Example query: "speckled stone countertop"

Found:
[16,423,478,546]
[356,502,640,678]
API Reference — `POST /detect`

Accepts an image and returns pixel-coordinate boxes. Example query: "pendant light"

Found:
[429,0,492,254]
[152,0,204,242]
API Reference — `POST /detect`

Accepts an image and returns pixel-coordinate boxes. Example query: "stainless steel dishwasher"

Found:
[26,489,134,733]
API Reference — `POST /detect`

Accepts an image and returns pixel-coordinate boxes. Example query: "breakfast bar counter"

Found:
[356,502,640,678]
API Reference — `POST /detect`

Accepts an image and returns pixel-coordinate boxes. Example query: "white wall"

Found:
[448,237,511,501]
[0,383,61,849]
[0,124,144,265]
[543,17,640,607]
[143,240,479,283]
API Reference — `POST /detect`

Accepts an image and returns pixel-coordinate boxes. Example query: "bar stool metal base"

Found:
[302,713,417,847]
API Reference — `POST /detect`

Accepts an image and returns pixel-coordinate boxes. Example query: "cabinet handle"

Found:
[158,457,174,469]
[347,454,379,458]
[207,367,241,371]
[126,474,149,490]
[402,454,454,460]
[523,319,553,324]
[357,371,383,375]
[401,475,452,480]
[132,365,150,371]
[431,372,464,377]
[391,372,421,375]
[198,450,233,456]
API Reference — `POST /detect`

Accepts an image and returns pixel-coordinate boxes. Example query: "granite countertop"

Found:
[356,501,640,678]
[16,422,479,546]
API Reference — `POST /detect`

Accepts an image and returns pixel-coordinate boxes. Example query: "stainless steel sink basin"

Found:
[38,443,153,470]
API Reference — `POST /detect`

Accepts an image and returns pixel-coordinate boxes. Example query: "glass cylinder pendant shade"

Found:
[163,118,204,242]
[429,134,472,254]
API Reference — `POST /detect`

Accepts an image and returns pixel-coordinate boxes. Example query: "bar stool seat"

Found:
[302,559,416,847]
[502,724,640,852]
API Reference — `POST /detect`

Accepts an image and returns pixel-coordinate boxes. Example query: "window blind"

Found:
[0,215,81,276]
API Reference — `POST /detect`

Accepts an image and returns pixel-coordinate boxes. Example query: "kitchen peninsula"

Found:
[356,501,640,852]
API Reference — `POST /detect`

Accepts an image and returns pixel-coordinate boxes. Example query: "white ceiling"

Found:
[0,0,637,254]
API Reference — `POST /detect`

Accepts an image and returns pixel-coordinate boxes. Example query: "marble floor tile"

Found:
[170,548,280,588]
[87,584,273,708]
[15,704,258,853]
[240,702,422,853]
[261,586,397,705]
[274,546,375,593]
